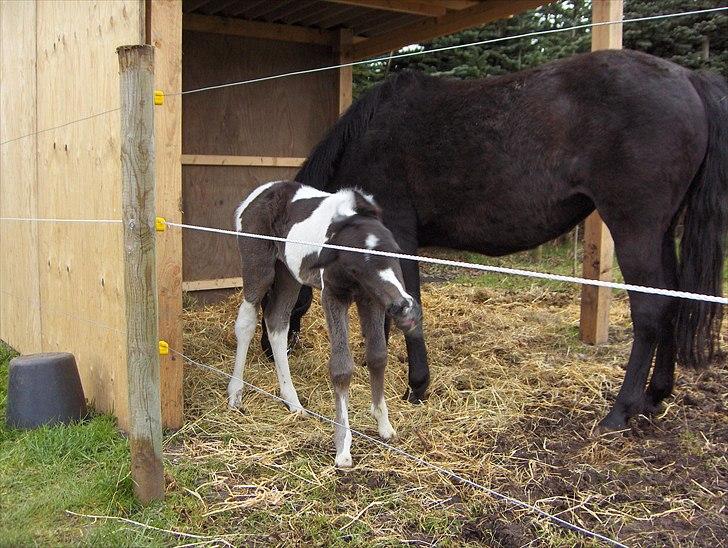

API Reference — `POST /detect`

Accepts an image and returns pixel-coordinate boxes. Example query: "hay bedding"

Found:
[175,278,727,547]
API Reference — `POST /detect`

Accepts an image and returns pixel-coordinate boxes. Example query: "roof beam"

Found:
[323,0,447,17]
[183,13,335,45]
[352,0,548,60]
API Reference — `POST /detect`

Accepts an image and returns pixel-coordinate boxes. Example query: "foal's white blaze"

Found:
[228,299,257,408]
[268,329,305,414]
[234,181,280,231]
[335,394,353,468]
[365,233,379,249]
[286,190,357,283]
[378,268,413,304]
[370,401,396,440]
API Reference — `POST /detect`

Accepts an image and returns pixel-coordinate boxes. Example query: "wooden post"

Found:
[579,0,621,345]
[118,44,164,504]
[335,28,353,115]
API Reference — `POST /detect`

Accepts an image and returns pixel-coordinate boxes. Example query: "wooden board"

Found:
[0,0,42,353]
[182,166,299,283]
[182,31,338,157]
[579,0,621,345]
[181,154,306,167]
[181,31,342,288]
[150,0,184,430]
[33,0,143,429]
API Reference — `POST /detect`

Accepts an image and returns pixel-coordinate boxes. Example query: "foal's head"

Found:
[314,214,422,335]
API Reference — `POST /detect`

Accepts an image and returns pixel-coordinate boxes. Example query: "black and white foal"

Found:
[229,181,421,467]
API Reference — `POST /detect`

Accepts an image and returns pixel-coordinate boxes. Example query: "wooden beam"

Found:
[352,0,548,60]
[579,0,621,345]
[418,1,477,9]
[335,28,354,116]
[150,0,184,430]
[180,154,306,167]
[118,44,164,504]
[183,13,334,45]
[183,277,243,292]
[323,0,446,17]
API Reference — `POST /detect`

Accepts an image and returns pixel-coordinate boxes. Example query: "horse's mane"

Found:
[295,71,427,190]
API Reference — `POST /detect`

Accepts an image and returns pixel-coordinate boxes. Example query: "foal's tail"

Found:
[676,71,728,368]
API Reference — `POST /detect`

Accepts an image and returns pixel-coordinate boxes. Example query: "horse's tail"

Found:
[295,72,418,189]
[675,71,728,368]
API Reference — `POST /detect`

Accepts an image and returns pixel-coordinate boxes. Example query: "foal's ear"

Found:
[353,191,381,219]
[311,246,339,269]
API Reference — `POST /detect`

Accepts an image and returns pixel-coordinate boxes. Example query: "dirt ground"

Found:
[178,261,727,547]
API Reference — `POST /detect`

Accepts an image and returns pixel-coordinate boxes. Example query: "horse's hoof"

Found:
[335,453,353,468]
[403,386,427,404]
[594,414,628,436]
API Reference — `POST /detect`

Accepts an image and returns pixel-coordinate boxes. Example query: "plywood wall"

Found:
[0,0,144,429]
[0,0,42,353]
[181,31,338,284]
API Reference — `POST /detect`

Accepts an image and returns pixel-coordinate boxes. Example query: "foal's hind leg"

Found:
[264,261,305,414]
[228,255,276,409]
[599,233,672,431]
[357,297,396,440]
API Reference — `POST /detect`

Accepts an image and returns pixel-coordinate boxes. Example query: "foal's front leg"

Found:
[322,288,355,467]
[357,297,396,440]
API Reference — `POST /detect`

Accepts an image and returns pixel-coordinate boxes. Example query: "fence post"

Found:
[118,44,164,504]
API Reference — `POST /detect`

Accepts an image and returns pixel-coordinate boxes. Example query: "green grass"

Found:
[449,240,623,292]
[0,342,209,546]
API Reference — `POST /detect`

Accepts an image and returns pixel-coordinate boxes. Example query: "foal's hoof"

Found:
[228,390,243,410]
[335,452,353,468]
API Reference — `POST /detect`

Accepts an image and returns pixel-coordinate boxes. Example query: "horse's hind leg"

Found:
[357,296,396,440]
[599,231,673,432]
[263,261,305,414]
[645,230,680,412]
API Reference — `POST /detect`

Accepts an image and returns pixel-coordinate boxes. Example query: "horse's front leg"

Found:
[357,297,396,440]
[322,288,355,467]
[400,256,429,403]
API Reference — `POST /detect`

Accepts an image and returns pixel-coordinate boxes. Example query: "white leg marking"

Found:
[268,328,305,415]
[228,300,257,409]
[335,394,353,468]
[370,399,396,440]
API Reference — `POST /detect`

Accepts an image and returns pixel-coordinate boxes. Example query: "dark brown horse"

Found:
[265,49,727,432]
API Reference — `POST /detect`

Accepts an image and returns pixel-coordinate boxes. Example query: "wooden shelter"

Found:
[0,0,619,430]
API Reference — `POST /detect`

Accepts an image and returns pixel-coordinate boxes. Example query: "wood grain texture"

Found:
[0,0,42,353]
[183,13,335,45]
[32,0,141,428]
[181,31,340,286]
[580,0,620,345]
[181,154,306,167]
[182,31,337,157]
[119,44,164,504]
[182,277,243,292]
[182,166,299,282]
[150,0,184,430]
[335,28,354,115]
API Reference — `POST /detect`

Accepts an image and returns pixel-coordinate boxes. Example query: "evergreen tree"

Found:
[353,0,727,97]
